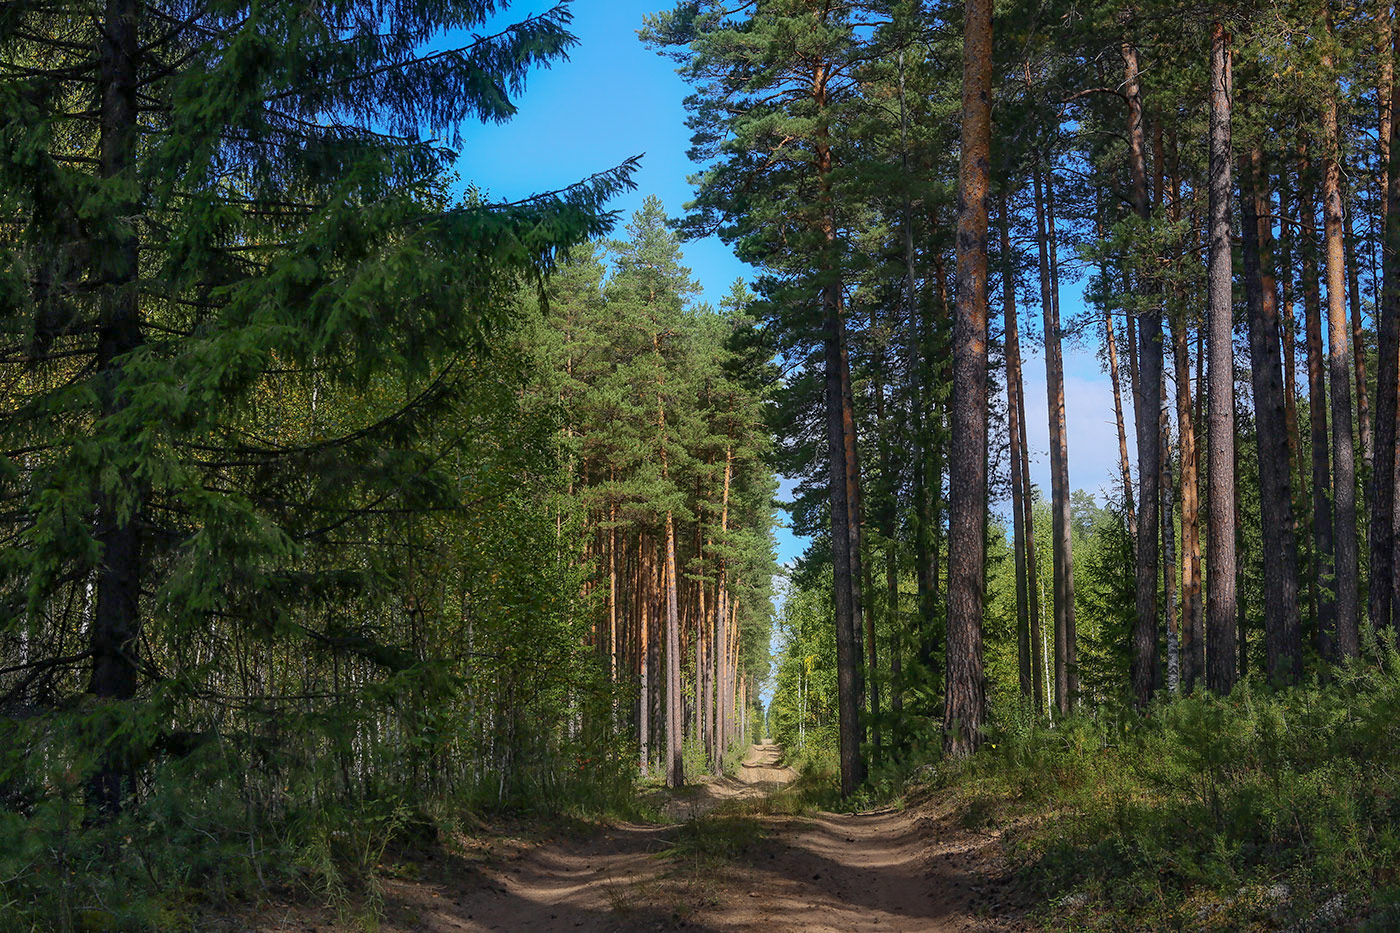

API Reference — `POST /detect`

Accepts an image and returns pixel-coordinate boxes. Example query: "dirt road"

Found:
[254,744,1028,932]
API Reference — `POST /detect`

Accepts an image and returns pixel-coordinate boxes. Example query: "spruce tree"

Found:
[0,0,633,811]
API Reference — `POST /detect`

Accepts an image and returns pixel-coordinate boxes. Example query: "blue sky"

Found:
[456,2,1129,569]
[454,2,751,310]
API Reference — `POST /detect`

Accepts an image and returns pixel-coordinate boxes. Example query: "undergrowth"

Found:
[0,701,647,931]
[928,653,1400,930]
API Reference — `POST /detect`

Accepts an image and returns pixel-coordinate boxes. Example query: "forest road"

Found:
[358,743,1031,933]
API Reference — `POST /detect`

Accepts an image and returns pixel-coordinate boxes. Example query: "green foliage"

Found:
[935,656,1400,928]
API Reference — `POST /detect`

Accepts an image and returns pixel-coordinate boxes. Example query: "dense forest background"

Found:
[6,0,1400,927]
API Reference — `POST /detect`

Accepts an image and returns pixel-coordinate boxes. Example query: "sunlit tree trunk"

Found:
[1319,15,1361,657]
[1167,125,1200,689]
[945,0,992,756]
[1205,23,1238,693]
[711,449,731,772]
[638,540,650,776]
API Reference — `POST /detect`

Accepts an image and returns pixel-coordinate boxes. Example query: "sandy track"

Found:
[247,744,1029,932]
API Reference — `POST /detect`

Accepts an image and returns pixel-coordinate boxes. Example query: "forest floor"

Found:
[232,743,1035,932]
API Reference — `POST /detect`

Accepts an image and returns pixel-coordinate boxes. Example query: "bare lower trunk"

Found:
[1107,306,1136,538]
[1344,196,1373,481]
[1300,144,1337,657]
[1241,145,1304,684]
[1161,381,1180,693]
[639,543,651,776]
[1320,25,1361,656]
[825,281,866,790]
[609,498,618,685]
[1374,20,1400,638]
[1205,23,1238,694]
[664,511,683,786]
[945,0,992,756]
[1002,195,1033,701]
[711,451,732,772]
[1172,315,1204,692]
[1124,41,1161,706]
[1279,187,1304,493]
[1032,164,1076,712]
[1018,348,1045,713]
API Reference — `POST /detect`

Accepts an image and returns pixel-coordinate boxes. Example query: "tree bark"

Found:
[1278,186,1304,489]
[639,541,651,776]
[1107,305,1136,539]
[89,0,145,816]
[815,62,866,790]
[1124,41,1161,707]
[1374,19,1400,638]
[1240,145,1304,684]
[824,282,865,790]
[1166,136,1202,691]
[1319,18,1361,658]
[712,450,732,771]
[1161,379,1180,693]
[665,510,683,786]
[1299,143,1337,657]
[1344,195,1373,483]
[1018,339,1045,713]
[1002,195,1033,702]
[902,80,939,697]
[945,0,992,757]
[1205,23,1238,694]
[1171,314,1203,692]
[1031,163,1076,712]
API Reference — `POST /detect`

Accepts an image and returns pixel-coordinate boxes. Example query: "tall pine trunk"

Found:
[1107,303,1136,538]
[638,541,650,776]
[664,511,682,786]
[1205,23,1238,693]
[1171,314,1204,691]
[1002,195,1033,701]
[1319,20,1361,657]
[1373,20,1400,637]
[1344,196,1373,483]
[1017,339,1046,713]
[1031,162,1077,712]
[1279,187,1305,494]
[815,60,866,791]
[1299,144,1337,657]
[1240,145,1304,684]
[711,449,731,772]
[1124,41,1161,706]
[945,0,992,756]
[1161,381,1180,693]
[1163,144,1203,692]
